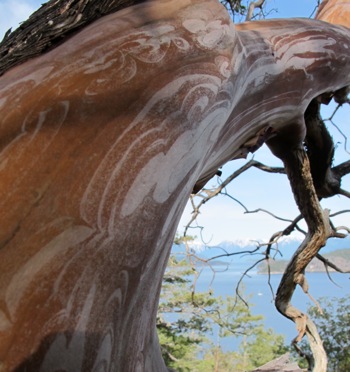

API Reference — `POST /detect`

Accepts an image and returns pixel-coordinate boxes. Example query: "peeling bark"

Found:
[0,0,147,76]
[0,0,350,370]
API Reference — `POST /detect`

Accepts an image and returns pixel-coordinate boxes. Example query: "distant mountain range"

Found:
[172,236,350,271]
[257,248,350,274]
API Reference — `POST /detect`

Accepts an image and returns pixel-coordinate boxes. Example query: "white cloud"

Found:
[178,197,297,245]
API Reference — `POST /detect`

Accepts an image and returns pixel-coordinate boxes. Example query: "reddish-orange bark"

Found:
[0,0,349,370]
[316,0,350,27]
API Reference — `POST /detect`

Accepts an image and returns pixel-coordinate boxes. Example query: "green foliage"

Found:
[220,1,247,19]
[239,328,288,370]
[193,330,287,372]
[157,320,202,370]
[173,233,197,246]
[297,296,350,372]
[157,247,288,370]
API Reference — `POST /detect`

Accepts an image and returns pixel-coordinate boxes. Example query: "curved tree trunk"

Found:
[0,0,349,370]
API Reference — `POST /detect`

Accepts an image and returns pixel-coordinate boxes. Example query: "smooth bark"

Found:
[0,0,349,370]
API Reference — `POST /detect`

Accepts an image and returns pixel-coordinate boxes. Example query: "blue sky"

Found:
[1,0,349,244]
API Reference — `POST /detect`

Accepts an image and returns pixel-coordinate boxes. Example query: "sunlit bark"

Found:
[0,0,349,370]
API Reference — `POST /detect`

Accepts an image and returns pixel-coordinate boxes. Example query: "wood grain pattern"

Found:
[316,0,350,27]
[0,0,349,370]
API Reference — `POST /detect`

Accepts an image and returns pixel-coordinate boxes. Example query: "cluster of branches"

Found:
[220,0,271,22]
[158,250,289,371]
[181,95,350,369]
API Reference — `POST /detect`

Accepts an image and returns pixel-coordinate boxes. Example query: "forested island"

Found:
[257,249,350,274]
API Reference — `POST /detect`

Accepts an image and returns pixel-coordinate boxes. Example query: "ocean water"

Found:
[192,265,350,351]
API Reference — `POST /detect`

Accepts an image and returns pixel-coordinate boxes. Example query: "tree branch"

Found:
[246,0,266,21]
[275,148,330,371]
[316,253,350,273]
[332,160,350,178]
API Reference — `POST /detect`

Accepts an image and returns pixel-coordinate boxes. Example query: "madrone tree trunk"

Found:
[0,0,349,370]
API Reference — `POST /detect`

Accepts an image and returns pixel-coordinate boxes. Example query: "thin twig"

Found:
[246,0,266,21]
